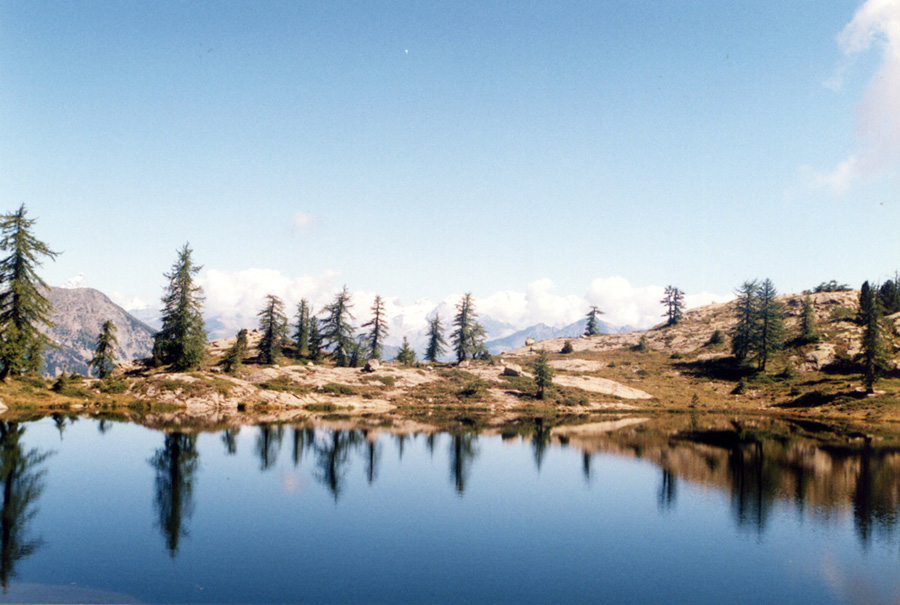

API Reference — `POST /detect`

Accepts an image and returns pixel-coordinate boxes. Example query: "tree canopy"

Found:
[584,306,603,336]
[89,320,118,379]
[424,313,447,363]
[321,286,355,366]
[0,205,59,379]
[257,294,288,365]
[451,293,486,363]
[361,295,389,361]
[153,244,207,370]
[661,286,685,326]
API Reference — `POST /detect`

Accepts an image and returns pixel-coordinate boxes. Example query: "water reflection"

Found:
[148,432,198,557]
[0,421,50,589]
[255,424,284,471]
[221,427,239,456]
[313,430,359,501]
[449,432,478,494]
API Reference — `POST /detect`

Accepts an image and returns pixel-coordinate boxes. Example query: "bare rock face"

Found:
[43,287,155,377]
[804,344,836,371]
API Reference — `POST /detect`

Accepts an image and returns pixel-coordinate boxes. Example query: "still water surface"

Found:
[0,414,898,603]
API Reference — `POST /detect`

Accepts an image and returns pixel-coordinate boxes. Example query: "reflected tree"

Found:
[851,448,900,548]
[221,428,240,456]
[149,432,199,558]
[531,418,553,472]
[313,430,360,501]
[97,419,112,435]
[449,432,479,494]
[395,433,407,461]
[255,424,284,471]
[51,413,67,440]
[657,468,677,511]
[361,432,381,485]
[582,452,594,483]
[0,422,50,590]
[426,433,437,457]
[291,427,315,467]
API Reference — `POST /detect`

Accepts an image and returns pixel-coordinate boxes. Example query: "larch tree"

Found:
[321,286,355,366]
[361,295,390,361]
[731,280,759,363]
[153,244,207,370]
[532,349,554,400]
[0,204,59,379]
[308,315,323,360]
[424,313,447,363]
[257,294,288,365]
[661,286,685,326]
[395,336,416,366]
[799,294,819,344]
[451,293,486,363]
[89,320,118,379]
[222,328,248,375]
[754,278,785,371]
[584,306,604,336]
[860,281,887,393]
[293,299,311,358]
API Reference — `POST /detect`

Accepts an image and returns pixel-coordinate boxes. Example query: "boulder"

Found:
[804,344,836,370]
[502,364,525,377]
[525,338,536,346]
[363,359,381,372]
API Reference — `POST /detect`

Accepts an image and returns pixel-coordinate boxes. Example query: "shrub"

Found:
[670,351,684,360]
[631,336,650,352]
[560,340,574,354]
[708,330,726,345]
[321,383,357,396]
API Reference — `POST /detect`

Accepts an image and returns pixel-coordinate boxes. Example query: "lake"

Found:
[0,413,898,603]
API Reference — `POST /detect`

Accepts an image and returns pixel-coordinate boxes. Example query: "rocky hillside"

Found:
[44,287,156,377]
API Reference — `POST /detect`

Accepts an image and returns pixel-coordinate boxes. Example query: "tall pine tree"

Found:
[660,286,685,326]
[293,299,311,358]
[153,244,207,370]
[731,280,759,363]
[584,306,604,336]
[0,205,59,379]
[361,295,389,361]
[89,320,118,379]
[321,286,355,366]
[257,294,288,365]
[452,293,486,362]
[754,278,785,371]
[860,281,887,393]
[424,313,447,362]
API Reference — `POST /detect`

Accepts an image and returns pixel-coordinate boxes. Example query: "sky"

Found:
[1,1,898,337]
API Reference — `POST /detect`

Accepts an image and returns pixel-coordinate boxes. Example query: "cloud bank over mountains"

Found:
[109,268,730,343]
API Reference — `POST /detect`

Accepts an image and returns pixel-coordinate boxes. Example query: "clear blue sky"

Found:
[1,1,897,329]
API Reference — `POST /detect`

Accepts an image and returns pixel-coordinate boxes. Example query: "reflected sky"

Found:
[0,415,898,604]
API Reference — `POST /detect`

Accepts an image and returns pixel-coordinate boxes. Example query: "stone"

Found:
[525,338,536,346]
[363,359,381,372]
[502,364,524,377]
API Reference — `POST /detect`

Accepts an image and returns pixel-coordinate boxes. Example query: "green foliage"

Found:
[560,340,574,354]
[293,299,311,358]
[860,281,888,393]
[814,280,850,293]
[879,278,900,315]
[257,294,288,365]
[308,316,323,360]
[798,295,819,344]
[754,279,785,371]
[660,285,685,326]
[395,336,417,366]
[321,286,356,366]
[222,329,248,375]
[89,320,118,379]
[731,280,759,362]
[424,313,447,362]
[321,382,357,396]
[361,295,389,361]
[0,204,59,379]
[451,293,487,363]
[584,305,604,336]
[631,335,650,352]
[153,244,207,370]
[532,349,554,400]
[708,329,726,345]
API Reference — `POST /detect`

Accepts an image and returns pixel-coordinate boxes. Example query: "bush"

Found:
[631,336,650,352]
[670,351,684,360]
[708,330,726,345]
[814,280,851,293]
[560,340,574,354]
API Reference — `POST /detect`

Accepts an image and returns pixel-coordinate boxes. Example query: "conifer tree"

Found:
[878,278,900,315]
[308,316,323,360]
[660,286,685,326]
[452,293,486,363]
[222,328,248,375]
[584,306,604,336]
[0,205,59,379]
[257,294,288,365]
[424,313,447,363]
[799,294,819,344]
[754,278,785,371]
[321,286,355,366]
[153,244,207,370]
[89,320,118,379]
[361,295,390,361]
[532,349,554,400]
[395,336,416,366]
[860,281,887,393]
[731,280,759,362]
[293,299,311,358]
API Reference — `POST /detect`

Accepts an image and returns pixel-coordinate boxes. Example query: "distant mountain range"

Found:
[485,318,633,354]
[44,288,156,377]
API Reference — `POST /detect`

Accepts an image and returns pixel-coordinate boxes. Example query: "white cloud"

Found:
[292,211,314,232]
[113,295,149,312]
[61,273,87,289]
[814,0,900,194]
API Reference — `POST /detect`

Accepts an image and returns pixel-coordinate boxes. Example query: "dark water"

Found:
[0,414,898,604]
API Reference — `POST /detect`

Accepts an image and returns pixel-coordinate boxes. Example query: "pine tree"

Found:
[532,349,554,400]
[878,278,900,315]
[89,320,118,379]
[584,306,604,336]
[321,286,355,366]
[222,328,248,375]
[859,281,873,325]
[452,293,486,363]
[395,336,416,366]
[308,316,323,360]
[731,280,759,362]
[293,299,311,358]
[257,294,288,365]
[361,295,390,361]
[424,313,447,363]
[0,205,59,379]
[754,278,785,371]
[860,281,887,393]
[153,244,207,370]
[799,294,819,344]
[661,286,685,326]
